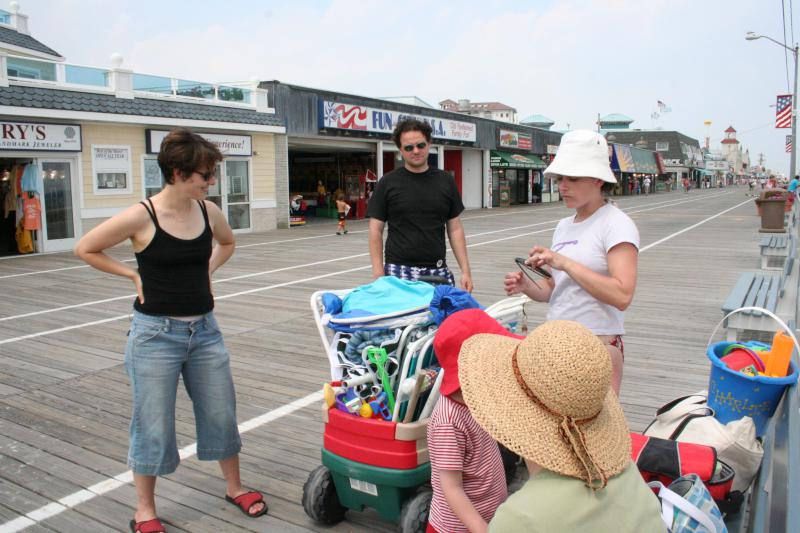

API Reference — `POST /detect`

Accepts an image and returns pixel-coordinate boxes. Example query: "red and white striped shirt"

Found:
[427,394,508,533]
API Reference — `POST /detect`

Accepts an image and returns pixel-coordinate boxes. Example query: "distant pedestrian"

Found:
[643,176,651,195]
[335,193,349,235]
[788,175,799,199]
[682,177,690,193]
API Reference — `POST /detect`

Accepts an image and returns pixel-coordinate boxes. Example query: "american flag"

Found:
[787,135,793,153]
[776,94,793,128]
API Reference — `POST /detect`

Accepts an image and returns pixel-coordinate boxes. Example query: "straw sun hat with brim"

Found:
[458,320,631,489]
[543,129,617,184]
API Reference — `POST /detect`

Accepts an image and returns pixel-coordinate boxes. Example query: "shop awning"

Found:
[611,144,635,173]
[490,151,547,169]
[630,146,659,174]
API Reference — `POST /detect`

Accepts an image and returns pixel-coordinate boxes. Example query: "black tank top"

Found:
[133,198,214,316]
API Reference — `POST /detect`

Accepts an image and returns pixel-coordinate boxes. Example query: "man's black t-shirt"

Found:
[367,166,464,268]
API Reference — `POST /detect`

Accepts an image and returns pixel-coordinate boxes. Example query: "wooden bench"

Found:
[759,234,793,270]
[724,348,799,533]
[721,253,796,343]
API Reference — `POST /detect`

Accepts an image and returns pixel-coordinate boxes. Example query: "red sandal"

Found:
[129,517,165,533]
[225,490,268,517]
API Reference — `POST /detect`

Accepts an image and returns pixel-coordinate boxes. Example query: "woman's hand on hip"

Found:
[132,273,145,304]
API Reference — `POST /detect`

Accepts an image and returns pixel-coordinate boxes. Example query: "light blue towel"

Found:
[342,276,434,316]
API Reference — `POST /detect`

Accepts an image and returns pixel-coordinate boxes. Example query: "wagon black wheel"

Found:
[398,489,432,533]
[302,465,347,524]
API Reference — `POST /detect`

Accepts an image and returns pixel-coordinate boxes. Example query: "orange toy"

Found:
[765,330,794,377]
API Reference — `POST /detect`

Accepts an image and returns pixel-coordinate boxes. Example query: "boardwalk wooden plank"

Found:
[0,191,771,532]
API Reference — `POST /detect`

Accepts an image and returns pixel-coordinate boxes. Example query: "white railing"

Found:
[0,53,272,113]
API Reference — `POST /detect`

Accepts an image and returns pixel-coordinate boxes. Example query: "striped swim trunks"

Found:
[384,263,455,286]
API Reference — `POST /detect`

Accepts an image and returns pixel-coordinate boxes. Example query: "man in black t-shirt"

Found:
[367,119,473,292]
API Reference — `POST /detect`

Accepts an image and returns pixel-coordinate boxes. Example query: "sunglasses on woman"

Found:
[193,169,215,181]
[402,142,428,152]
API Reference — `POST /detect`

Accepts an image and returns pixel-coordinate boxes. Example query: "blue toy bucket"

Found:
[707,341,798,435]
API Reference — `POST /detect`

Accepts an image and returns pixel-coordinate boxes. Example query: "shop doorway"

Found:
[509,169,529,204]
[288,146,376,222]
[0,157,78,256]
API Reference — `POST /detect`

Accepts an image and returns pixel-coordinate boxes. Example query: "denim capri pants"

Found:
[125,310,242,476]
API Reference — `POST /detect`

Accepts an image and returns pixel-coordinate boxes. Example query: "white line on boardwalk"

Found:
[0,193,746,530]
[0,391,323,533]
[0,199,565,276]
[0,191,725,279]
[0,193,724,322]
[0,266,369,345]
[639,198,752,252]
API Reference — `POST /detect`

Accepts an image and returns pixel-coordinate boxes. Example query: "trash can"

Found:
[755,189,787,233]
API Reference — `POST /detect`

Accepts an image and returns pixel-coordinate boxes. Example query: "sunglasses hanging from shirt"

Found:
[514,257,552,289]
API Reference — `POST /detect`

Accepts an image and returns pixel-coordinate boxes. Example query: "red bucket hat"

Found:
[433,308,524,396]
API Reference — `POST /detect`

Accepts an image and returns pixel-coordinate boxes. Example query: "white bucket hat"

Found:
[544,130,617,183]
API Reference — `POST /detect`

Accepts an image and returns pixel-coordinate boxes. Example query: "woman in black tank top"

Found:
[75,129,267,533]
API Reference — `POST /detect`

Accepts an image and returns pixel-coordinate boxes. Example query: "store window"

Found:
[226,159,250,230]
[41,162,75,240]
[655,142,669,152]
[143,158,163,198]
[140,157,250,230]
[92,145,132,195]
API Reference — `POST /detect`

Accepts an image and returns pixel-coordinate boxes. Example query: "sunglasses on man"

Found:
[402,142,428,152]
[514,257,552,289]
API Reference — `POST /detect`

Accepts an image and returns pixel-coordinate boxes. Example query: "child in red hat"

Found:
[426,309,523,533]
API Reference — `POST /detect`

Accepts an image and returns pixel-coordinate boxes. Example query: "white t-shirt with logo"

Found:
[547,203,640,335]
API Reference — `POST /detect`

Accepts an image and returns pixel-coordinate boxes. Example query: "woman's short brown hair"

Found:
[158,128,223,184]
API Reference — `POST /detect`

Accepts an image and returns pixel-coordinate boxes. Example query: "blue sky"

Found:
[15,0,800,175]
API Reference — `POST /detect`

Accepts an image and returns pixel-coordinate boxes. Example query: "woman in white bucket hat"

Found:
[504,130,639,394]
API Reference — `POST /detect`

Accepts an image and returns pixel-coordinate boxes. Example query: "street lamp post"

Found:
[747,31,799,179]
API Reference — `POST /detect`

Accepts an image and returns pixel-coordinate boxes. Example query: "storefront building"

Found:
[489,127,551,206]
[263,81,484,220]
[0,62,284,256]
[605,130,703,190]
[608,143,660,195]
[262,81,563,222]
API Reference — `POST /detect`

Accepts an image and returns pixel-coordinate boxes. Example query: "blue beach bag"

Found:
[649,474,727,533]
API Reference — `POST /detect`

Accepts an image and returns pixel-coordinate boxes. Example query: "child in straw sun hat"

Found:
[425,309,523,533]
[459,320,666,533]
[504,129,639,396]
